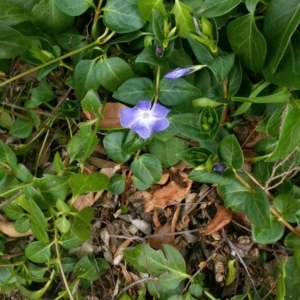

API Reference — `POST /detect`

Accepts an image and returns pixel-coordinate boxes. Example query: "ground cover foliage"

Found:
[1,0,300,299]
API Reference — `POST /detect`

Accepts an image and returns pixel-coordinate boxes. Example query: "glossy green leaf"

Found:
[266,108,300,162]
[56,199,70,214]
[54,0,93,16]
[24,186,48,209]
[217,135,244,170]
[103,0,146,33]
[103,131,132,163]
[55,217,71,234]
[199,106,220,140]
[206,52,235,83]
[32,0,74,33]
[148,136,189,168]
[217,178,249,211]
[187,34,214,63]
[0,111,13,129]
[33,174,69,206]
[227,59,242,97]
[9,118,33,139]
[0,25,30,59]
[97,57,134,93]
[0,0,31,25]
[172,0,195,38]
[263,33,300,89]
[245,186,271,229]
[227,13,267,72]
[69,173,109,197]
[159,78,201,105]
[196,0,242,17]
[135,46,169,68]
[138,0,166,21]
[124,243,190,289]
[25,81,55,108]
[132,176,151,191]
[131,154,162,185]
[67,122,98,162]
[25,242,51,263]
[30,222,49,244]
[245,0,258,12]
[176,147,213,168]
[71,207,93,240]
[0,167,6,188]
[15,217,31,233]
[113,78,153,105]
[123,131,149,154]
[81,90,102,116]
[107,174,125,195]
[284,256,300,299]
[74,256,98,281]
[3,204,24,220]
[189,169,235,186]
[273,195,300,223]
[61,100,80,119]
[0,141,17,167]
[263,0,300,73]
[252,216,284,244]
[152,9,165,43]
[59,230,85,249]
[284,233,300,248]
[170,113,201,141]
[74,60,101,100]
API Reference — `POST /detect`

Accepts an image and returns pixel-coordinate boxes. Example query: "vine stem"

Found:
[241,169,300,238]
[54,228,75,300]
[153,66,161,103]
[0,39,100,88]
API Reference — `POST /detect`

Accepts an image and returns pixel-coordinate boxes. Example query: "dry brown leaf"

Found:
[100,102,127,128]
[147,222,174,249]
[0,220,32,237]
[144,180,192,212]
[72,192,95,210]
[203,205,232,235]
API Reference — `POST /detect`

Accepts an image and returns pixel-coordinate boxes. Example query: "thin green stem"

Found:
[0,184,31,198]
[93,0,104,24]
[153,66,161,103]
[0,40,100,88]
[204,289,218,300]
[250,81,270,98]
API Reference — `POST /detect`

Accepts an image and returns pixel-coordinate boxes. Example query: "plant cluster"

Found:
[1,0,300,299]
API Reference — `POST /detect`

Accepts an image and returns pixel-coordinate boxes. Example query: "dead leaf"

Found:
[0,220,32,237]
[144,180,192,212]
[72,192,95,211]
[100,102,127,128]
[147,222,174,249]
[203,205,232,235]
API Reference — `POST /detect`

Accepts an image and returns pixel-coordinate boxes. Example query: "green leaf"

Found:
[187,34,214,63]
[135,46,169,68]
[284,256,300,299]
[217,178,249,211]
[148,136,189,168]
[71,207,93,240]
[196,0,242,17]
[54,0,93,16]
[189,169,235,185]
[56,199,70,214]
[152,9,166,43]
[103,131,132,163]
[26,81,56,108]
[103,0,146,33]
[131,154,162,185]
[227,13,267,73]
[15,217,31,233]
[30,222,49,244]
[217,135,244,170]
[3,204,24,220]
[55,217,71,234]
[0,167,6,188]
[172,0,195,38]
[0,141,17,167]
[170,113,201,141]
[138,0,166,21]
[273,195,300,223]
[266,108,300,162]
[252,217,284,244]
[263,0,300,73]
[227,59,242,97]
[107,174,125,195]
[206,52,235,83]
[61,100,80,119]
[284,233,300,248]
[132,176,151,191]
[123,131,149,154]
[176,147,213,168]
[33,174,69,206]
[124,243,190,289]
[0,25,30,59]
[0,0,31,25]
[32,0,74,33]
[81,90,102,116]
[113,78,154,105]
[25,241,51,263]
[74,60,101,100]
[24,186,48,209]
[263,33,300,89]
[199,106,220,140]
[0,111,13,129]
[245,186,271,229]
[67,122,98,162]
[74,256,98,281]
[159,78,201,106]
[9,118,33,139]
[69,173,109,197]
[97,57,134,93]
[59,230,85,249]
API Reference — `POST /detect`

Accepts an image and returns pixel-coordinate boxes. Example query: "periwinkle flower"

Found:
[156,46,163,56]
[164,65,206,80]
[213,164,226,172]
[120,101,170,139]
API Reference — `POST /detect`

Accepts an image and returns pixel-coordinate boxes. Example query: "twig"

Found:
[0,191,23,210]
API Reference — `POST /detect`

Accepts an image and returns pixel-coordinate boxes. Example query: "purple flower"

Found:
[164,65,206,80]
[213,164,226,172]
[120,101,170,139]
[156,46,163,56]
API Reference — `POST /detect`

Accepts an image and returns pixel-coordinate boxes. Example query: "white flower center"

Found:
[142,112,151,119]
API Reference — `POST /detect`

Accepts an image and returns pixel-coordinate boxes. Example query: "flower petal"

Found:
[151,118,170,132]
[120,108,141,128]
[131,120,152,139]
[151,103,170,118]
[164,67,192,80]
[135,101,151,111]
